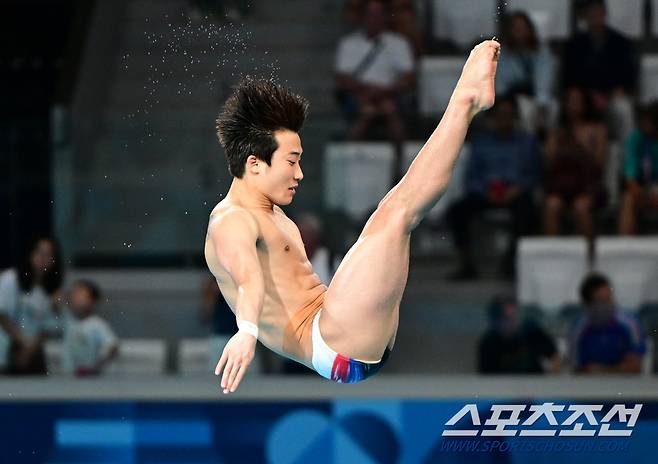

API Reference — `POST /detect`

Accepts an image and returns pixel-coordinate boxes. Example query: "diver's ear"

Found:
[246,154,260,175]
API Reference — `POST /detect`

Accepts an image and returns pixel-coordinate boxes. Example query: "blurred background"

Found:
[2,0,658,462]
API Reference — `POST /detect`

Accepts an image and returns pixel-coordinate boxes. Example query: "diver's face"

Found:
[257,130,304,206]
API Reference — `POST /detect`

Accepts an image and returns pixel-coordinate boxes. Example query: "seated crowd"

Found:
[333,0,658,281]
[0,237,118,377]
[478,273,648,375]
[1,0,655,379]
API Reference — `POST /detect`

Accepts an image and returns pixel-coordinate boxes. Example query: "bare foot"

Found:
[454,40,501,116]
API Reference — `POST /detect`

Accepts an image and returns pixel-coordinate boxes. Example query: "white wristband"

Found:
[237,319,259,339]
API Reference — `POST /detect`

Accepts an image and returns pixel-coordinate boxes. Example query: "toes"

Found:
[474,40,500,53]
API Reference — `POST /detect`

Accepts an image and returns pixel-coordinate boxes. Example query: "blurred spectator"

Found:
[543,87,608,238]
[201,276,238,336]
[201,277,241,373]
[562,0,638,142]
[478,295,560,374]
[335,0,415,180]
[447,97,540,279]
[619,103,658,234]
[341,0,365,31]
[296,213,333,285]
[322,209,354,275]
[0,237,63,375]
[62,280,118,376]
[496,11,555,134]
[570,273,646,374]
[390,0,423,57]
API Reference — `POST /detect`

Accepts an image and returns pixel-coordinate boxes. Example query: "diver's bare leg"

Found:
[321,41,501,361]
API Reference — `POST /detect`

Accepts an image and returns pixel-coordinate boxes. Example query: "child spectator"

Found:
[63,280,118,376]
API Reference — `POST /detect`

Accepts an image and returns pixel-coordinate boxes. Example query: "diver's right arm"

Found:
[208,209,264,394]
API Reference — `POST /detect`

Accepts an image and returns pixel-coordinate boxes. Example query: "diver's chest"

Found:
[256,217,305,260]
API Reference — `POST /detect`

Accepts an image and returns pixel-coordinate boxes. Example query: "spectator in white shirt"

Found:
[63,280,118,376]
[0,237,64,375]
[335,0,415,180]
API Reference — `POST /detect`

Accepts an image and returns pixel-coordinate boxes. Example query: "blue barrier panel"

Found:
[0,399,655,463]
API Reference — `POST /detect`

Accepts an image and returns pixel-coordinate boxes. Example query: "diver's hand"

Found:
[214,331,256,394]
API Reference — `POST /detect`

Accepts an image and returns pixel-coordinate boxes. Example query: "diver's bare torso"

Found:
[204,198,326,366]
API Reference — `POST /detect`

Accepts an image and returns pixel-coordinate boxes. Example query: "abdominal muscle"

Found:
[206,238,327,367]
[217,277,327,368]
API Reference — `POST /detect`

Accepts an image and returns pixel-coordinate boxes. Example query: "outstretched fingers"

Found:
[229,363,248,393]
[220,359,233,392]
[225,360,242,393]
[215,350,228,376]
[213,333,256,394]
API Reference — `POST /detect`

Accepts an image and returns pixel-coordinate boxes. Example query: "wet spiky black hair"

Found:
[216,79,309,178]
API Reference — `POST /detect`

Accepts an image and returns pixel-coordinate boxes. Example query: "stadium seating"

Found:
[430,0,497,48]
[401,141,471,221]
[593,237,658,311]
[640,55,658,103]
[45,338,165,376]
[45,340,64,375]
[504,0,571,40]
[178,337,219,375]
[105,339,166,376]
[606,0,644,38]
[178,336,262,376]
[324,142,395,221]
[324,140,471,223]
[419,57,463,116]
[517,238,590,314]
